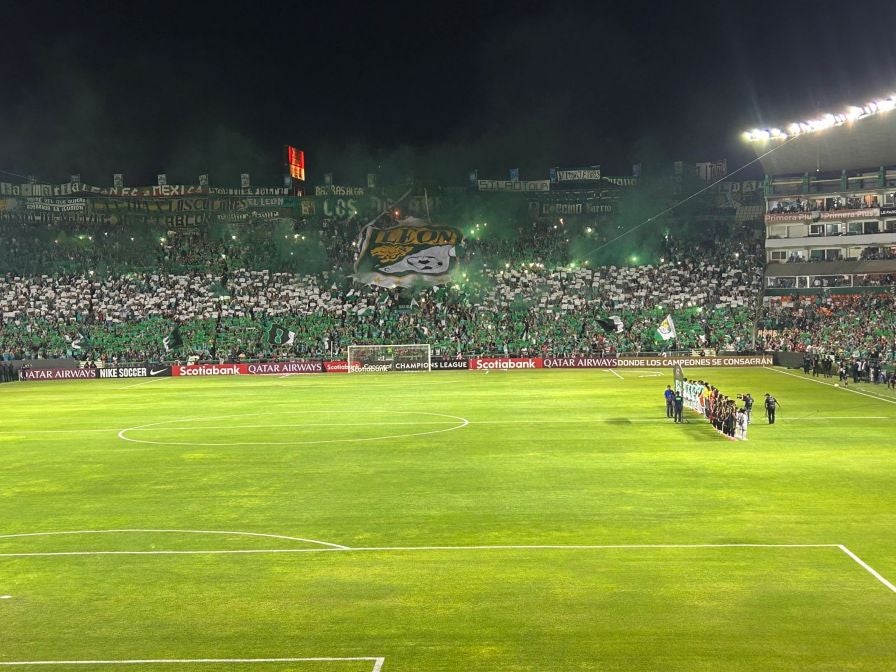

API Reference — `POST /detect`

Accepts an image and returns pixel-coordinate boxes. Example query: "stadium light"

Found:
[744,92,896,142]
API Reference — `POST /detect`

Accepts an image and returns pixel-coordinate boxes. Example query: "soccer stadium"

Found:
[3,8,896,671]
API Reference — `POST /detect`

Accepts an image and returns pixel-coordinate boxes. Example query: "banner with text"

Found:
[550,166,601,184]
[430,357,471,370]
[542,356,618,368]
[97,365,171,379]
[469,357,544,370]
[246,361,323,375]
[615,355,773,367]
[172,363,249,376]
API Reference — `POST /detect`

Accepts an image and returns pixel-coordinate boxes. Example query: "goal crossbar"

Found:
[347,344,432,373]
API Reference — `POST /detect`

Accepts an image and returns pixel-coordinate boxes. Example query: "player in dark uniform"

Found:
[742,393,754,421]
[764,393,779,424]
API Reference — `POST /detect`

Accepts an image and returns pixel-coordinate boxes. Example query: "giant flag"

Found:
[353,217,463,288]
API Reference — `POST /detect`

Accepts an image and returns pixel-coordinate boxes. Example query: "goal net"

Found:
[347,344,432,373]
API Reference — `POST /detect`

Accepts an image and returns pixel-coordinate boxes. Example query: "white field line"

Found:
[0,428,121,434]
[0,529,348,550]
[2,541,892,595]
[839,544,896,594]
[116,411,469,447]
[0,658,386,671]
[0,542,839,559]
[763,366,896,406]
[607,369,624,380]
[126,420,464,431]
[118,378,168,390]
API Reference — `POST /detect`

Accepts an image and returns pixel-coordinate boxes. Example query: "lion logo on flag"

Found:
[354,218,463,288]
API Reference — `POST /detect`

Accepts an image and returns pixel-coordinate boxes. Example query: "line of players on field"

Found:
[667,381,769,440]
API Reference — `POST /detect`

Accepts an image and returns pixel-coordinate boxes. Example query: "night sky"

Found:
[4,0,896,186]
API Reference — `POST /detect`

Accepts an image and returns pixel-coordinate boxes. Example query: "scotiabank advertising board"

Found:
[469,357,543,370]
[543,356,618,369]
[172,363,248,376]
[22,368,98,380]
[247,361,323,375]
[323,360,349,373]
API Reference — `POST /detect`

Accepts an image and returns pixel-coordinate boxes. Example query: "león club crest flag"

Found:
[353,217,463,288]
[656,314,677,341]
[267,323,296,347]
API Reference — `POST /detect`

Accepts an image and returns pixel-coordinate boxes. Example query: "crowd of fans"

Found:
[757,293,896,364]
[0,223,764,361]
[1,206,894,370]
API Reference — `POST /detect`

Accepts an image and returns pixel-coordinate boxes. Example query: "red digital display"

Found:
[286,146,305,181]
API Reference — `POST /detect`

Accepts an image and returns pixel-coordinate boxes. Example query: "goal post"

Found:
[347,344,432,373]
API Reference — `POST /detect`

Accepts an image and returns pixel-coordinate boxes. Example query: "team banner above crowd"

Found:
[550,166,601,183]
[0,181,291,198]
[353,218,464,288]
[476,179,550,192]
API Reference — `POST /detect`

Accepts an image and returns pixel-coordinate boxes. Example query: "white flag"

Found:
[656,314,677,341]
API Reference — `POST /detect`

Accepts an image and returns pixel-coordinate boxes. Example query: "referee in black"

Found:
[764,393,779,424]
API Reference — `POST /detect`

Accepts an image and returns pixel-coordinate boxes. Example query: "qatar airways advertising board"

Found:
[22,368,98,380]
[542,357,618,368]
[246,361,324,374]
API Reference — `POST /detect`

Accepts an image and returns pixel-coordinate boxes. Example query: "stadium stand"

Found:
[757,293,896,364]
[1,171,893,370]
[1,232,762,361]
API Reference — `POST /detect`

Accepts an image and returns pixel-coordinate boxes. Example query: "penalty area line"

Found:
[838,545,896,594]
[0,542,840,559]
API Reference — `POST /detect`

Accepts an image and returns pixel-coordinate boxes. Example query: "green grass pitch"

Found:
[1,366,895,671]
